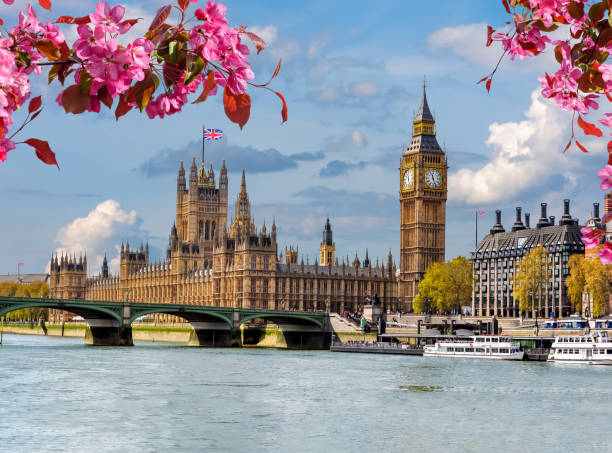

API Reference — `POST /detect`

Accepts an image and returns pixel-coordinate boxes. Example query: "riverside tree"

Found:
[513,246,552,316]
[566,253,611,316]
[413,257,473,314]
[0,0,286,166]
[0,280,49,320]
[486,1,612,265]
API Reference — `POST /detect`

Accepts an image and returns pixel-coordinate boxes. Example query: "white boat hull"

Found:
[423,350,524,361]
[547,358,612,365]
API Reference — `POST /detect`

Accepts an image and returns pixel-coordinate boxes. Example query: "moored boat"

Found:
[547,331,612,365]
[423,335,524,360]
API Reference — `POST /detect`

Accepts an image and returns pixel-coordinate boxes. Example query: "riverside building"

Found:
[471,200,585,318]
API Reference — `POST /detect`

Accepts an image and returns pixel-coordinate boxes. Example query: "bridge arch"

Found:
[0,299,123,325]
[128,307,233,328]
[239,313,325,330]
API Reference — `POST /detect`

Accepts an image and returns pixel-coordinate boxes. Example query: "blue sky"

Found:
[1,0,608,275]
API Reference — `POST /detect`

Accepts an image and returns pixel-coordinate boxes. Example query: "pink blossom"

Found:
[0,138,15,163]
[89,2,132,35]
[597,165,612,190]
[73,25,106,59]
[226,66,254,94]
[598,243,612,264]
[599,113,612,130]
[2,0,15,5]
[581,227,602,249]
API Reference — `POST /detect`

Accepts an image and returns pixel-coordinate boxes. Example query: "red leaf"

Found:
[606,91,612,102]
[115,89,134,120]
[486,25,495,47]
[577,115,603,137]
[98,86,113,110]
[607,140,612,165]
[178,0,190,11]
[223,86,251,130]
[563,139,572,153]
[73,15,91,25]
[149,5,172,32]
[275,91,288,124]
[252,59,283,88]
[544,72,553,87]
[35,39,60,61]
[55,16,75,24]
[38,0,51,10]
[25,138,59,168]
[575,140,589,153]
[0,122,3,140]
[477,76,488,84]
[192,71,217,104]
[502,0,511,14]
[0,18,3,27]
[30,110,42,121]
[245,31,266,54]
[486,78,492,92]
[28,96,42,113]
[60,85,90,114]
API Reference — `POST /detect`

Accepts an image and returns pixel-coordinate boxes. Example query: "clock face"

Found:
[402,169,414,190]
[425,169,442,189]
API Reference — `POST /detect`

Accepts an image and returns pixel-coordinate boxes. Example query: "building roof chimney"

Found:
[536,203,550,229]
[490,210,505,234]
[524,213,530,229]
[512,207,526,231]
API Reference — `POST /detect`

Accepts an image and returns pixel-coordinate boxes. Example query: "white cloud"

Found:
[308,32,331,58]
[311,85,344,101]
[426,22,567,73]
[248,25,278,48]
[269,40,301,61]
[351,82,379,97]
[52,200,146,274]
[351,130,366,147]
[449,90,577,205]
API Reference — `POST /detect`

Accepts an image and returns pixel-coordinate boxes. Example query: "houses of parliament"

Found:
[49,85,447,316]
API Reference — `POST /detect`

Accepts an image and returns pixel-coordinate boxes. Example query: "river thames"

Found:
[1,334,611,452]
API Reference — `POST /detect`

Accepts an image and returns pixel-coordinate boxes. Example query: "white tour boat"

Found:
[423,335,524,360]
[547,331,612,365]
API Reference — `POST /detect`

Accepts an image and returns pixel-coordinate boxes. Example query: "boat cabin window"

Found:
[608,350,612,354]
[492,348,499,353]
[465,348,474,352]
[447,347,454,352]
[476,338,484,342]
[475,348,485,353]
[580,338,586,342]
[500,348,509,353]
[492,338,499,343]
[455,347,464,352]
[485,338,490,342]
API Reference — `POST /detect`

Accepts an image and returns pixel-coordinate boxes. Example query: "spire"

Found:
[405,78,443,154]
[241,168,246,191]
[322,217,333,246]
[414,77,434,123]
[363,248,370,267]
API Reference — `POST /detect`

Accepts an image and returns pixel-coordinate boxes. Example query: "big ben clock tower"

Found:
[399,82,447,311]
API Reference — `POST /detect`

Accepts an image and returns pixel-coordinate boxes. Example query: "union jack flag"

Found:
[477,211,485,216]
[203,128,223,141]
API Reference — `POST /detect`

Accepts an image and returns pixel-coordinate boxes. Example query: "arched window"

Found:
[264,256,269,269]
[204,260,208,269]
[251,256,257,270]
[199,221,204,239]
[211,221,216,240]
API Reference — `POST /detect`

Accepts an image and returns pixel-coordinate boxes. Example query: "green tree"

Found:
[0,281,49,321]
[583,258,611,318]
[414,257,473,314]
[513,246,551,317]
[566,254,587,313]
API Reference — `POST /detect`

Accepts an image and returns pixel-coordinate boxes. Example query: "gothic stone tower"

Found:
[319,218,335,266]
[399,83,447,311]
[175,157,228,267]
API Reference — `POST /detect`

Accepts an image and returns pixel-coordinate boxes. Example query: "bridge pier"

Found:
[187,322,241,347]
[83,316,133,346]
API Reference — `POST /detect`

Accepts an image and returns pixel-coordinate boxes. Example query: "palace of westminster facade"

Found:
[49,87,448,317]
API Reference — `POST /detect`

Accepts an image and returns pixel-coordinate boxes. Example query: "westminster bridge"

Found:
[0,296,329,348]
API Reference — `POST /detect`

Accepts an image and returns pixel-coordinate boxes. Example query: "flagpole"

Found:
[202,122,205,164]
[475,211,478,249]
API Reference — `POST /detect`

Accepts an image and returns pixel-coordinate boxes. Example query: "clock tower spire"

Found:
[399,81,447,312]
